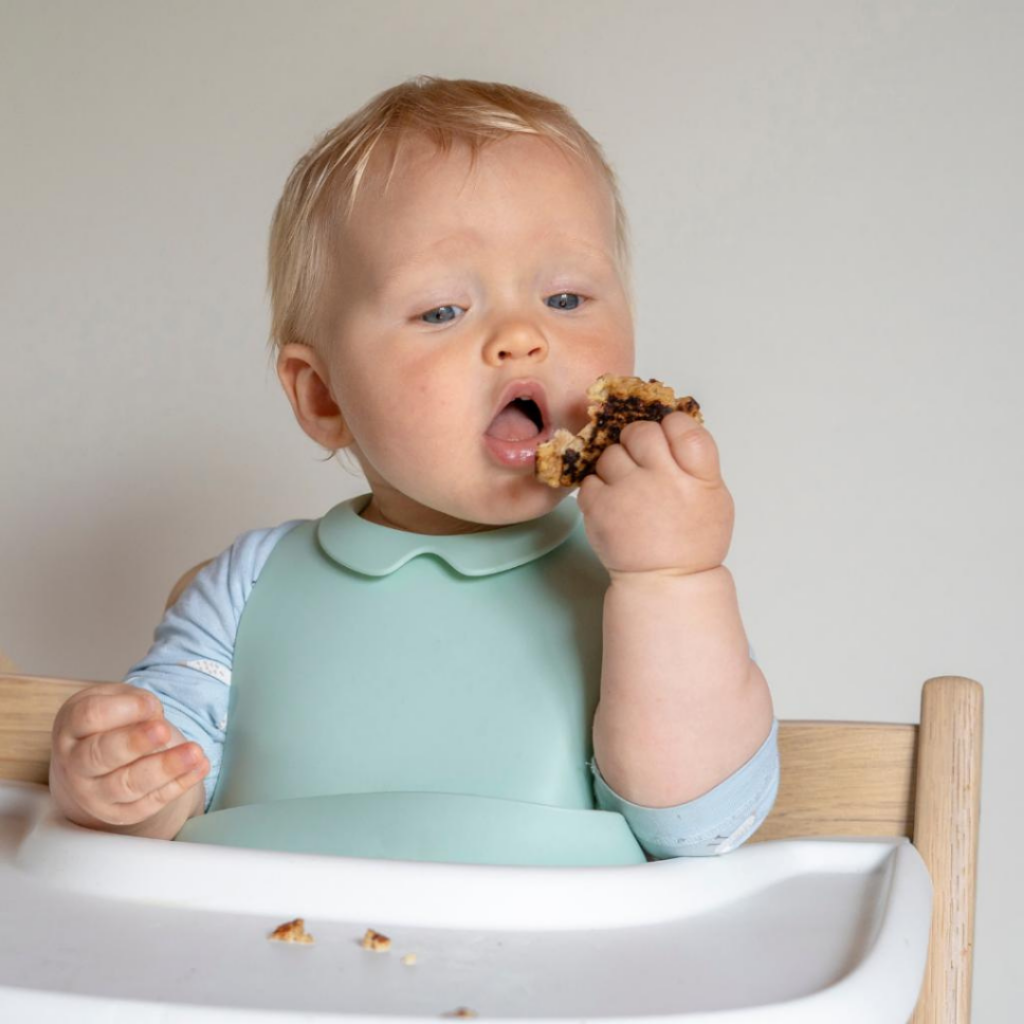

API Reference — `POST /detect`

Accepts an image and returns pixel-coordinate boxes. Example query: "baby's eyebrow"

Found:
[532,236,617,269]
[559,237,616,265]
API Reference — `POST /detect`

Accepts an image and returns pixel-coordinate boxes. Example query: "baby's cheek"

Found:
[399,393,456,447]
[361,399,457,485]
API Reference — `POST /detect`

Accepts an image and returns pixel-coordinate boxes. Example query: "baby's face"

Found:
[322,133,635,531]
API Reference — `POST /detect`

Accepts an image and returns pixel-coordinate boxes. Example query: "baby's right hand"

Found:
[49,683,209,834]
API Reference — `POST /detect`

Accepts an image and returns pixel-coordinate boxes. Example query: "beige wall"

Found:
[1,0,1019,1014]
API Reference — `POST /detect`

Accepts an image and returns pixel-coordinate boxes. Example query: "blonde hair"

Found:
[267,75,633,357]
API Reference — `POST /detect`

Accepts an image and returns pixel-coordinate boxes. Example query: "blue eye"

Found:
[421,305,464,325]
[420,292,584,325]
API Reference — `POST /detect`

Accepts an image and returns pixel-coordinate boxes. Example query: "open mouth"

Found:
[482,380,553,469]
[485,397,545,442]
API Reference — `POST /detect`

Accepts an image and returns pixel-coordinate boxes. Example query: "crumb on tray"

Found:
[268,918,314,944]
[361,927,392,952]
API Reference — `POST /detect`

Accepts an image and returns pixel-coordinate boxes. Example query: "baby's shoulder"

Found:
[216,517,310,588]
[227,518,310,567]
[175,517,310,615]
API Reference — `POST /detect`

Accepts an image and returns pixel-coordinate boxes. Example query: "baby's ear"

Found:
[276,343,354,451]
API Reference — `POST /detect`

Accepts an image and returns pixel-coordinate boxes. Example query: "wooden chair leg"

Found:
[910,676,983,1024]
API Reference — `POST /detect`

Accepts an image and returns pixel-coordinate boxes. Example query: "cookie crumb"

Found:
[268,918,314,944]
[443,1009,477,1018]
[361,928,392,952]
[402,952,417,966]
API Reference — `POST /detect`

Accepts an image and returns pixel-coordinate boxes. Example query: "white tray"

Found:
[0,780,932,1022]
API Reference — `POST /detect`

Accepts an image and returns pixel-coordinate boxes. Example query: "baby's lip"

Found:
[482,428,554,469]
[485,378,552,434]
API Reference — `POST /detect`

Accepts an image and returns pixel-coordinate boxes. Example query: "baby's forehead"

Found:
[326,133,622,305]
[346,134,615,250]
[358,131,605,210]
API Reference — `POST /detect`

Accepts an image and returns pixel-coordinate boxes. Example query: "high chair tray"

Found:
[0,780,931,1022]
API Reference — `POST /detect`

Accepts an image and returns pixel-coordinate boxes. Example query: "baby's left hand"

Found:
[575,412,734,578]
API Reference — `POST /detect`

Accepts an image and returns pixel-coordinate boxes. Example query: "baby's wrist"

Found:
[607,563,731,590]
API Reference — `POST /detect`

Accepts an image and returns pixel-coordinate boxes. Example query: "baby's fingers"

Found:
[68,718,174,779]
[662,412,722,482]
[105,760,210,828]
[95,742,208,813]
[60,686,164,743]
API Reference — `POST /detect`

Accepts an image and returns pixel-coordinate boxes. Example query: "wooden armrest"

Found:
[0,674,98,785]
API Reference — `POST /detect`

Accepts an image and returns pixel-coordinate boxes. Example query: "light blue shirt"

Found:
[125,515,779,859]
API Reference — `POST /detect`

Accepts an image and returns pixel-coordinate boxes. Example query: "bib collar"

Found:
[317,493,581,577]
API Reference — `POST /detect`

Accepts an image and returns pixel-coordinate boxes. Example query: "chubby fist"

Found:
[576,411,735,577]
[49,683,209,832]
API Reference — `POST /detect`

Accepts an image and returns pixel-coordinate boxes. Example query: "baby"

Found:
[48,76,779,865]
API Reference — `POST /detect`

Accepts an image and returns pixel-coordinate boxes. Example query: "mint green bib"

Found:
[175,494,646,866]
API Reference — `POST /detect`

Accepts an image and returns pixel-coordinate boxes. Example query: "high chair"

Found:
[0,566,982,1023]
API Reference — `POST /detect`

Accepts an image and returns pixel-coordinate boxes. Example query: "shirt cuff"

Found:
[126,678,223,812]
[589,718,780,858]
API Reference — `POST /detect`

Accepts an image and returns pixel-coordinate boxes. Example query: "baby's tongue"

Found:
[486,403,540,442]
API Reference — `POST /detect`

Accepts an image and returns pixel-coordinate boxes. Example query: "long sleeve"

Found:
[123,519,306,811]
[588,644,781,858]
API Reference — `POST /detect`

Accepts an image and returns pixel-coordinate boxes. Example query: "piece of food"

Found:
[361,928,392,952]
[535,374,704,488]
[402,953,417,966]
[442,1009,477,1019]
[268,918,314,944]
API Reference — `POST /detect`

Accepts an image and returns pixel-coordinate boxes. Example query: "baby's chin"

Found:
[419,473,571,531]
[358,462,571,534]
[473,479,570,527]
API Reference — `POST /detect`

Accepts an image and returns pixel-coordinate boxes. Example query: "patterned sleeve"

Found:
[588,642,781,858]
[123,519,306,811]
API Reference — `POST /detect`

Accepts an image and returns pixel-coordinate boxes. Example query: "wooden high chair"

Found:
[0,566,983,1023]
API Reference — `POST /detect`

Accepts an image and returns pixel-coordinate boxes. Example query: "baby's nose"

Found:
[482,321,549,365]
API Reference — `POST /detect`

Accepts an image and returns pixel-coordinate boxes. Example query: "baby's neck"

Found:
[358,496,499,536]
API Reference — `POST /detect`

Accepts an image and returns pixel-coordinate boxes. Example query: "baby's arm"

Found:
[121,518,306,815]
[577,411,777,856]
[50,518,306,840]
[590,641,779,858]
[594,568,775,801]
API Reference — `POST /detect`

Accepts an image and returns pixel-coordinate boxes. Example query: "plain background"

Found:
[1,0,1019,1015]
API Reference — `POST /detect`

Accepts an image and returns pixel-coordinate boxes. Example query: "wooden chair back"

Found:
[0,655,981,1023]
